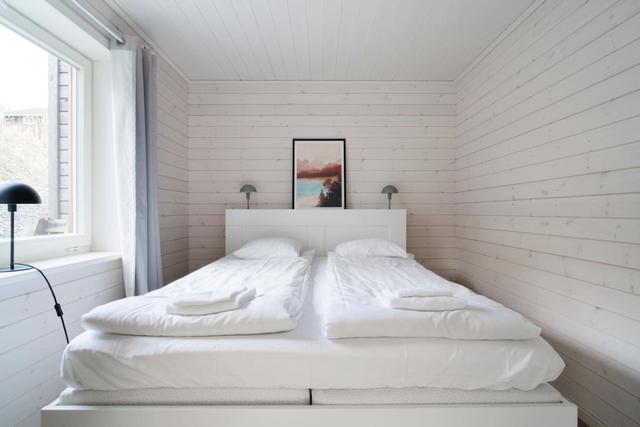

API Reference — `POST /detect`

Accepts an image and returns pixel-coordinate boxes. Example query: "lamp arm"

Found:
[15,263,69,344]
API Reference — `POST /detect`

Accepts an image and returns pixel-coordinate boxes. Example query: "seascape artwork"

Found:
[293,139,345,209]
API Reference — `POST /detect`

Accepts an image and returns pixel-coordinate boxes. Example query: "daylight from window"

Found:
[0,24,74,238]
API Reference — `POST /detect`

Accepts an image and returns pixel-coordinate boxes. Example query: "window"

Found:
[0,24,76,237]
[0,14,92,261]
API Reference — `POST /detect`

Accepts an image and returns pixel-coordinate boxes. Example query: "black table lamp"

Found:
[0,181,69,343]
[0,181,42,271]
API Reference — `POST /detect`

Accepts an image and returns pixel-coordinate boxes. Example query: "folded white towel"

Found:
[171,286,247,307]
[380,295,467,312]
[392,287,453,298]
[167,288,256,316]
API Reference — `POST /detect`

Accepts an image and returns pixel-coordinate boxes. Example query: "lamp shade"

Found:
[240,184,257,194]
[0,181,41,205]
[381,185,398,195]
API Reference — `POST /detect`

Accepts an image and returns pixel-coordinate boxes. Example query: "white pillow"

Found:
[233,237,304,259]
[334,238,407,258]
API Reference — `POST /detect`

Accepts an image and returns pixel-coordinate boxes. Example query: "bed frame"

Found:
[41,209,577,427]
[42,399,577,427]
[225,208,406,255]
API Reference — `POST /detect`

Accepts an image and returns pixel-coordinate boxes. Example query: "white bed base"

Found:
[42,209,577,426]
[42,399,577,427]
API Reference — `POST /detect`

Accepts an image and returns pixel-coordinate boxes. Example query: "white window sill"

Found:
[0,252,121,299]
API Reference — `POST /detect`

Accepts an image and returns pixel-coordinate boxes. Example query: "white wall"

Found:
[455,0,640,426]
[156,58,189,284]
[0,3,190,426]
[187,81,457,277]
[3,1,640,427]
[0,254,123,427]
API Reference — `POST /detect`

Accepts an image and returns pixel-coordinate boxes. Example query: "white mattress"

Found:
[311,384,563,405]
[58,387,310,406]
[62,258,564,392]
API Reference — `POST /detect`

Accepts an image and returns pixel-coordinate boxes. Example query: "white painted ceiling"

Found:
[112,0,534,81]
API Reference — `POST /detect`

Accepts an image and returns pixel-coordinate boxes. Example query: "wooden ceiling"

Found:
[112,0,535,81]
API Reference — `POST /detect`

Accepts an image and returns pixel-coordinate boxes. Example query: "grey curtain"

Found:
[134,47,163,295]
[112,36,163,296]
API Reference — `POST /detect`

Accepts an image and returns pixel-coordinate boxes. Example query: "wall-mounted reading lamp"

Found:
[381,185,399,209]
[240,184,257,209]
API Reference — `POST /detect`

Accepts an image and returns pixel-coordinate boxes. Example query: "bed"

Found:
[42,209,577,427]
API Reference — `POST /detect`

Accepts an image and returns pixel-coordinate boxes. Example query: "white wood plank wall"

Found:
[0,255,124,427]
[454,1,640,426]
[156,57,190,284]
[187,81,457,277]
[0,3,191,426]
[4,2,639,427]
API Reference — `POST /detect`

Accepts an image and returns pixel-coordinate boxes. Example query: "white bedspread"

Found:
[81,252,313,336]
[317,254,541,339]
[62,258,564,392]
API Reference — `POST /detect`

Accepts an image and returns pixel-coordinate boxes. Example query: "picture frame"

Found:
[292,139,346,209]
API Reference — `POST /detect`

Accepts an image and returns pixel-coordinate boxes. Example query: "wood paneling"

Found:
[187,81,457,276]
[112,0,534,81]
[0,255,123,427]
[4,3,639,427]
[0,2,191,426]
[156,56,190,284]
[455,1,640,426]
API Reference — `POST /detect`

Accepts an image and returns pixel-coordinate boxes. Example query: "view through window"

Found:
[0,24,75,238]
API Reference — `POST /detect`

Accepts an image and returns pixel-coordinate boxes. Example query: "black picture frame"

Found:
[292,138,346,209]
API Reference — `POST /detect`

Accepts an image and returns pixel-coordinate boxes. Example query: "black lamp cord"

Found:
[14,263,70,344]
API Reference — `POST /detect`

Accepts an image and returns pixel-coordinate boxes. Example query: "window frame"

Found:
[0,7,92,262]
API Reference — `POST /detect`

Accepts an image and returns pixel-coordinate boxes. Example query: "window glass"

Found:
[0,24,75,237]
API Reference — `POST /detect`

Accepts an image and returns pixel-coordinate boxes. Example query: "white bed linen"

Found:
[62,258,564,392]
[318,254,541,339]
[58,387,309,406]
[311,384,562,405]
[81,252,313,336]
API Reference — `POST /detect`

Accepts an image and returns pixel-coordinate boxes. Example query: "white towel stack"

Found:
[379,287,466,311]
[167,286,256,316]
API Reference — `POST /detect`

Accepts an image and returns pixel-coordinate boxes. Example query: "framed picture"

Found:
[292,139,346,209]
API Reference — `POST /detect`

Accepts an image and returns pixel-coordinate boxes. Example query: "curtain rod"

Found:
[70,0,125,45]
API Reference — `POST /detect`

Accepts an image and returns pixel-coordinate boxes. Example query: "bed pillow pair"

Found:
[334,238,407,258]
[233,237,304,259]
[234,237,407,259]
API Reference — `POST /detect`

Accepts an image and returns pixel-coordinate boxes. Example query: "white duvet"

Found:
[81,252,313,336]
[318,254,541,339]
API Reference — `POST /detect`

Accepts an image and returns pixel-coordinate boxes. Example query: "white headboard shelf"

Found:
[225,209,406,256]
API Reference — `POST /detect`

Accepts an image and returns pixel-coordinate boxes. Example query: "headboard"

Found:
[225,209,406,256]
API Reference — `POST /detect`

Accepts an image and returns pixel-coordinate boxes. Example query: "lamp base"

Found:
[0,264,34,273]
